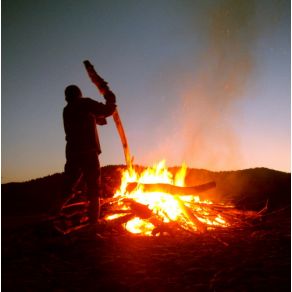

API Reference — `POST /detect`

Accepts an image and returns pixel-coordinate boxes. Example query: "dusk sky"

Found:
[2,0,291,183]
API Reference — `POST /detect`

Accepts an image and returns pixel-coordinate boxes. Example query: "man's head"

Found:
[65,85,82,102]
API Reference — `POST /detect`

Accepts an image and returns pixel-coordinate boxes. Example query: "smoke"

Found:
[147,0,257,170]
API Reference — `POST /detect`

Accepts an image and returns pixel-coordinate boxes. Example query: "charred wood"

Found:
[123,199,153,219]
[126,181,216,195]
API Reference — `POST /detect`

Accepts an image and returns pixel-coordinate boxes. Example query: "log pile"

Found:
[103,181,266,236]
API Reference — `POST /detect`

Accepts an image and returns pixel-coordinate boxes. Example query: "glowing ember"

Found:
[104,161,262,236]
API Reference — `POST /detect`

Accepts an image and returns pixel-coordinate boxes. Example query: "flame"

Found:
[105,160,236,236]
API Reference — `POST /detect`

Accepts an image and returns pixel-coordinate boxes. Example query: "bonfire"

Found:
[103,161,265,236]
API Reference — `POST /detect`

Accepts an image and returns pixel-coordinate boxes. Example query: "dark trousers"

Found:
[63,149,101,222]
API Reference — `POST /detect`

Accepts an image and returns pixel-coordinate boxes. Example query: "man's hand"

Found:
[104,91,116,104]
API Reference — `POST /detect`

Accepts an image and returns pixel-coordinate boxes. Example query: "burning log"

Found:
[123,199,153,219]
[107,213,135,226]
[104,209,133,216]
[175,197,207,232]
[126,181,216,195]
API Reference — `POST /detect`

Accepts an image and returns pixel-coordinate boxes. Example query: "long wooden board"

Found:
[83,60,132,169]
[112,109,132,169]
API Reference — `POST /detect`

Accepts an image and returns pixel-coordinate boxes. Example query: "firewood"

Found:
[60,201,89,218]
[126,181,216,195]
[62,201,89,210]
[104,209,133,216]
[123,199,153,219]
[151,222,176,236]
[175,197,207,232]
[107,213,135,225]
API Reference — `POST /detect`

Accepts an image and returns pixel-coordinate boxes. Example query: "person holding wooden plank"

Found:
[61,84,116,224]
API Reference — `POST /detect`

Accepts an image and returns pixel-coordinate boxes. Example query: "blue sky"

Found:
[2,0,290,183]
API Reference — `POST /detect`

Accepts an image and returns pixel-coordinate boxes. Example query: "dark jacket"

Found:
[63,97,116,155]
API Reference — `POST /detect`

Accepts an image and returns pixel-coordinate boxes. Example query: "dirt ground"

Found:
[2,209,290,292]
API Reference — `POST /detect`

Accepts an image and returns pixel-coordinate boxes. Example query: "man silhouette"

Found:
[62,84,116,224]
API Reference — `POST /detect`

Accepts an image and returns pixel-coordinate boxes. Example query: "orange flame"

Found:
[105,161,233,236]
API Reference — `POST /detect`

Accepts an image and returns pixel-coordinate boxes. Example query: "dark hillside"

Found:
[2,166,290,216]
[184,167,291,210]
[1,165,122,216]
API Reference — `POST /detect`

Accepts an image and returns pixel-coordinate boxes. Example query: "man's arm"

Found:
[84,98,116,126]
